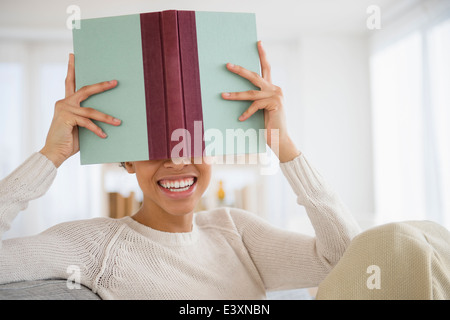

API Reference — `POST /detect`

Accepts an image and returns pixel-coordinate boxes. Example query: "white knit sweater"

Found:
[0,152,360,299]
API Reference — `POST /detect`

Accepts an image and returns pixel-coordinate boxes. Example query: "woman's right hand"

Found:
[39,53,121,168]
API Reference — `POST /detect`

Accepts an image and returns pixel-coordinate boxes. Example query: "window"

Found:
[428,19,450,228]
[370,14,450,229]
[0,63,23,178]
[0,42,104,239]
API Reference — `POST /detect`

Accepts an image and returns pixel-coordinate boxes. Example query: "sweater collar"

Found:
[121,216,199,246]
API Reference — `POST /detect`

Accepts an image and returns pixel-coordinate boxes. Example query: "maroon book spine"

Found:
[140,10,204,160]
[177,10,204,159]
[161,10,188,159]
[140,12,168,160]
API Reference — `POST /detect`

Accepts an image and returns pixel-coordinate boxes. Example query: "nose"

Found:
[162,157,191,170]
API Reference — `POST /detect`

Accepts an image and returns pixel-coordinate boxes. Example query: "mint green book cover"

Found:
[72,10,266,165]
[73,14,149,165]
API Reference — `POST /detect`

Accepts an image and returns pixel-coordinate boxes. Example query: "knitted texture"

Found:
[316,220,450,300]
[0,152,360,299]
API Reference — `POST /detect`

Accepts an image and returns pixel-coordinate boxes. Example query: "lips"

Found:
[157,175,197,199]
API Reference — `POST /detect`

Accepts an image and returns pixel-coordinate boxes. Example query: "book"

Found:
[72,10,266,165]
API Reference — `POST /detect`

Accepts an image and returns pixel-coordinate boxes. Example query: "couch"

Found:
[0,279,312,300]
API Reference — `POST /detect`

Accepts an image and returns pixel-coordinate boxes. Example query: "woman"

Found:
[0,41,360,299]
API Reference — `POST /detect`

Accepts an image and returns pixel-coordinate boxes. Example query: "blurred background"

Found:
[1,0,449,239]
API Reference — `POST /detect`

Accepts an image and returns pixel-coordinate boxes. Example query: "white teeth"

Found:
[168,186,190,192]
[159,178,195,191]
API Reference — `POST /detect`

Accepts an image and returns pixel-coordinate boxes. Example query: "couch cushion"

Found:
[0,279,312,300]
[0,280,100,300]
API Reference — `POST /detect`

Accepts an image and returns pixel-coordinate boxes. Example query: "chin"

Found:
[163,201,198,216]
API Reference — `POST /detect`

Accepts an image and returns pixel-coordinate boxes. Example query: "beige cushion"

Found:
[316,220,450,300]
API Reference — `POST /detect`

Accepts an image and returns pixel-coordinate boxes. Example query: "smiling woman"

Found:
[0,41,362,299]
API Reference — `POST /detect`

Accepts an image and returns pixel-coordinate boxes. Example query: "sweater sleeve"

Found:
[0,154,106,287]
[230,153,361,291]
[0,152,57,245]
[279,153,361,263]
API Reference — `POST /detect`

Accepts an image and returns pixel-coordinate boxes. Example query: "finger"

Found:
[221,90,273,101]
[65,53,76,98]
[68,105,121,126]
[226,63,265,89]
[257,41,272,83]
[73,80,118,103]
[238,99,270,121]
[72,116,108,138]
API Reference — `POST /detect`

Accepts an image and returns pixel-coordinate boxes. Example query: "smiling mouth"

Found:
[157,177,197,193]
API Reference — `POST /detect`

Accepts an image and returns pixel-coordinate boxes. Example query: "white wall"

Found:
[298,36,375,228]
[261,36,374,233]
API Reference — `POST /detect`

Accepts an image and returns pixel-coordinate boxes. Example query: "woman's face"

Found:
[125,158,211,216]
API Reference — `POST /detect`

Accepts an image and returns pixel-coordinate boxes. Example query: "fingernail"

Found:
[239,115,245,121]
[101,132,108,138]
[109,80,117,85]
[113,118,121,124]
[228,63,235,68]
[222,92,231,97]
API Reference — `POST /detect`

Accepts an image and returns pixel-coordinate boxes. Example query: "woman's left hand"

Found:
[222,41,300,163]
